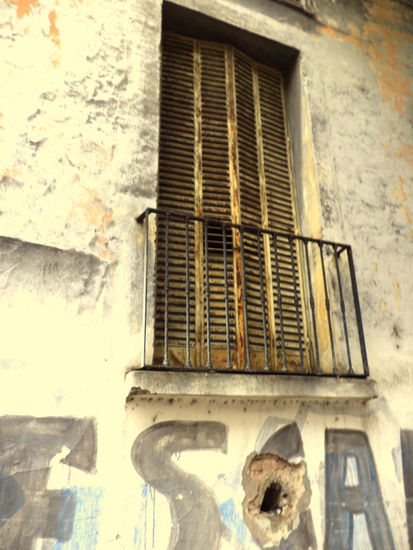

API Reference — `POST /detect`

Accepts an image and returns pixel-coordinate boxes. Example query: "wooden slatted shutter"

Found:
[155,32,308,371]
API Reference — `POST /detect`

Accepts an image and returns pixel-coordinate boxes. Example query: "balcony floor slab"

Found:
[125,369,378,403]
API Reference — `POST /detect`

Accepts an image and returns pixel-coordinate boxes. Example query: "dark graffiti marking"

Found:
[0,474,25,526]
[260,423,305,460]
[131,421,227,550]
[0,415,97,550]
[401,429,413,549]
[324,429,394,550]
[0,236,107,314]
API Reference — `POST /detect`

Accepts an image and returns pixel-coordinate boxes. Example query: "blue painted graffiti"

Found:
[54,487,105,550]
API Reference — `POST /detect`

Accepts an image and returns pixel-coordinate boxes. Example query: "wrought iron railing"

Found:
[137,208,369,377]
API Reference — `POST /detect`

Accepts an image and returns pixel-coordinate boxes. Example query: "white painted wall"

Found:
[0,0,412,547]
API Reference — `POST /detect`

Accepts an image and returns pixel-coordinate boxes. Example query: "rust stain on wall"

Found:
[394,176,411,225]
[364,26,410,115]
[48,10,61,67]
[320,24,362,49]
[1,167,21,184]
[4,0,38,19]
[71,189,115,262]
[392,278,401,311]
[320,0,412,114]
[395,176,408,203]
[395,143,413,167]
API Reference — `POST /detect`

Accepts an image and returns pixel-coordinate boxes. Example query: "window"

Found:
[154,32,309,372]
[137,18,370,378]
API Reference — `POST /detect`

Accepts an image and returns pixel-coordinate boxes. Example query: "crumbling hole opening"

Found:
[260,482,287,515]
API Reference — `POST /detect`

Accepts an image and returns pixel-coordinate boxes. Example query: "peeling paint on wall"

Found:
[4,0,38,19]
[70,189,115,262]
[392,278,401,311]
[48,10,61,67]
[395,142,413,167]
[319,0,412,114]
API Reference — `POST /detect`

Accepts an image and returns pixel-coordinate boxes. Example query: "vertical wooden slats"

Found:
[156,32,308,371]
[234,51,266,361]
[225,45,246,370]
[155,33,196,364]
[193,39,205,367]
[252,64,278,370]
[200,40,235,364]
[258,62,304,368]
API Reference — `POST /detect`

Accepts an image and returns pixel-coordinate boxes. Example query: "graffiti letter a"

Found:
[324,429,394,550]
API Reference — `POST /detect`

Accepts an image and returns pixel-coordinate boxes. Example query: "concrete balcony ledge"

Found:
[125,369,378,403]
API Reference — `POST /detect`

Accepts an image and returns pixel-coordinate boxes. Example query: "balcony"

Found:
[136,208,369,378]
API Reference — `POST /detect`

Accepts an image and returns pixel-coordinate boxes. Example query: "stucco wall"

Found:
[0,0,412,547]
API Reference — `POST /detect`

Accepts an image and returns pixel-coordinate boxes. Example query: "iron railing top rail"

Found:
[137,207,351,254]
[137,208,369,377]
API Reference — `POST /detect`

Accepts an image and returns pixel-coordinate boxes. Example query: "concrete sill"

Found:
[125,369,378,403]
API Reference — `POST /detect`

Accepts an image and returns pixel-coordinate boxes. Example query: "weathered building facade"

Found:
[0,0,412,548]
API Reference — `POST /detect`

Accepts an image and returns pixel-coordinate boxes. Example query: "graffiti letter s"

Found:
[131,421,227,550]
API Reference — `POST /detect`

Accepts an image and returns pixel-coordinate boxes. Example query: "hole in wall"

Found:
[260,481,289,515]
[242,452,311,547]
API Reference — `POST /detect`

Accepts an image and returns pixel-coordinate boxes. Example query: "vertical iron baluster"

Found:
[184,217,192,368]
[303,239,321,374]
[239,227,251,371]
[288,235,305,373]
[162,213,170,367]
[347,246,369,376]
[203,221,212,369]
[319,243,337,375]
[256,230,269,370]
[333,245,353,375]
[141,208,149,368]
[273,233,287,372]
[222,224,232,369]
